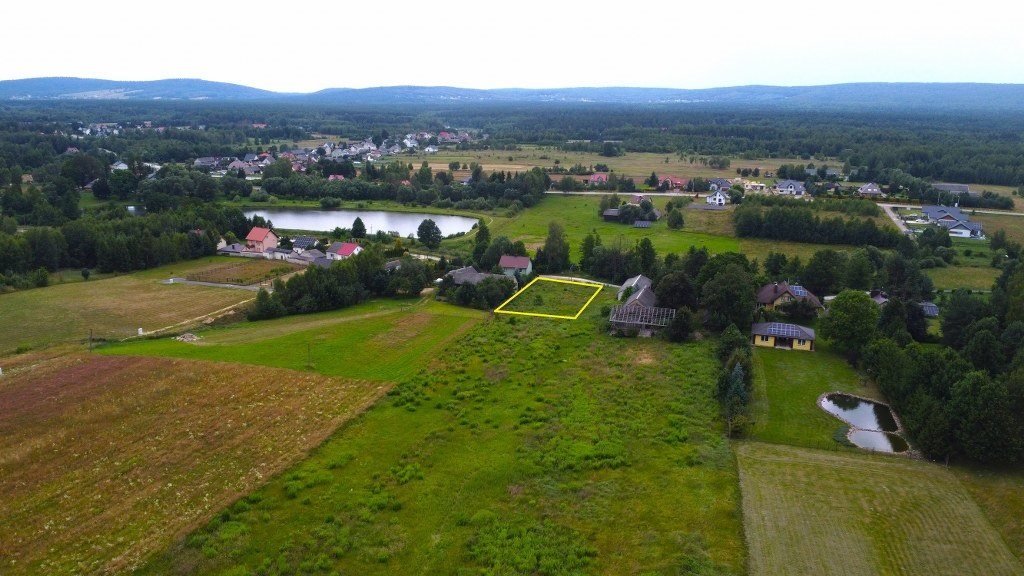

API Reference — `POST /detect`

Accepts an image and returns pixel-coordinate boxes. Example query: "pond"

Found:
[820,393,899,432]
[243,208,478,237]
[847,429,910,453]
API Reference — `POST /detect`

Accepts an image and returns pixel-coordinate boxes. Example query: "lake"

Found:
[243,209,478,237]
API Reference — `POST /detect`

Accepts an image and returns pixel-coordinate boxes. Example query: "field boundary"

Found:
[493,276,603,320]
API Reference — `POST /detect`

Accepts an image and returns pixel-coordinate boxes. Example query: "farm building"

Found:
[751,322,815,351]
[602,208,621,222]
[609,277,675,334]
[245,227,278,253]
[756,282,822,311]
[498,255,532,277]
[918,301,940,318]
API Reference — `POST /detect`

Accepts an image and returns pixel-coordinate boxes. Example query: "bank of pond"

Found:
[820,392,910,454]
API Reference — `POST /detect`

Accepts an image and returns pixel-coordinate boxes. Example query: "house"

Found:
[774,180,806,195]
[744,181,767,193]
[245,227,278,252]
[446,266,510,287]
[609,284,674,333]
[587,173,609,185]
[857,183,884,198]
[618,274,652,300]
[658,176,688,190]
[756,281,822,311]
[310,256,335,269]
[326,241,363,260]
[918,301,940,318]
[194,156,217,168]
[708,178,733,192]
[602,208,621,222]
[227,159,248,171]
[805,167,841,178]
[706,190,729,206]
[291,236,317,253]
[498,255,532,277]
[297,249,326,262]
[384,260,402,273]
[423,145,438,154]
[933,182,972,196]
[328,174,346,181]
[869,289,890,306]
[751,322,815,351]
[921,205,984,238]
[110,161,129,171]
[217,242,244,255]
[243,153,258,162]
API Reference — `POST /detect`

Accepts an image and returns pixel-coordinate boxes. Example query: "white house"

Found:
[498,255,532,277]
[706,190,728,206]
[774,180,806,195]
[326,242,363,260]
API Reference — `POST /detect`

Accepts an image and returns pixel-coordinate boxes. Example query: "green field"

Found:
[0,257,257,355]
[750,346,882,450]
[973,212,1024,244]
[103,299,484,382]
[927,265,1000,291]
[496,278,604,318]
[131,296,745,575]
[738,442,1023,576]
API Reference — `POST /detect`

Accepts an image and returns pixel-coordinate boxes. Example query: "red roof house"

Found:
[327,241,363,260]
[587,173,609,185]
[245,227,278,252]
[328,174,346,181]
[498,255,532,277]
[658,175,689,190]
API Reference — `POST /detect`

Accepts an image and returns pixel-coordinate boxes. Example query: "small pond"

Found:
[847,429,910,453]
[820,392,899,432]
[243,209,477,237]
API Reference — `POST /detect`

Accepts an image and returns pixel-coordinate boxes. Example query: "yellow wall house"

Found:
[751,322,815,351]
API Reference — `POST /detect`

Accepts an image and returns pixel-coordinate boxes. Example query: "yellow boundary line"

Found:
[493,277,604,320]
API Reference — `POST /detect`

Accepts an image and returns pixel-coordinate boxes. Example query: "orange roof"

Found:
[246,227,273,241]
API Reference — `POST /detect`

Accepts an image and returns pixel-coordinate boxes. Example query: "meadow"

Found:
[133,295,746,575]
[738,442,1022,576]
[0,257,257,355]
[0,349,388,575]
[496,278,604,318]
[184,258,300,285]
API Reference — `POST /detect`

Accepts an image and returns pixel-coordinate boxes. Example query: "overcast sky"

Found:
[4,0,1022,92]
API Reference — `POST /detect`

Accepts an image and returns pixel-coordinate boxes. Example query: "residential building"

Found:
[587,173,609,185]
[708,178,733,192]
[498,255,532,277]
[774,180,806,195]
[756,281,822,311]
[326,242,363,260]
[245,227,278,252]
[618,274,652,300]
[706,190,728,206]
[751,322,815,351]
[857,183,884,198]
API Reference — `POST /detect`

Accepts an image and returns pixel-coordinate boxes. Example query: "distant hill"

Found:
[0,77,279,100]
[3,77,1024,110]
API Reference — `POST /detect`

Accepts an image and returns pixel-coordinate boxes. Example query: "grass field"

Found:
[972,212,1024,244]
[102,298,485,382]
[0,257,257,355]
[496,277,604,318]
[738,442,1023,576]
[184,259,300,285]
[956,468,1024,564]
[927,265,1001,291]
[750,346,882,450]
[0,350,388,575]
[135,296,745,575]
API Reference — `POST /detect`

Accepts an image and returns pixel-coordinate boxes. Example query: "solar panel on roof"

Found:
[790,286,808,297]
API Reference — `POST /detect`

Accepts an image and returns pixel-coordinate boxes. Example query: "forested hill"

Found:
[4,78,1024,111]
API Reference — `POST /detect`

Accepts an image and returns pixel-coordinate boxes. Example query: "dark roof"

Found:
[775,179,806,193]
[609,305,676,327]
[384,259,402,272]
[922,205,967,221]
[498,255,531,270]
[918,301,940,318]
[634,220,651,228]
[603,208,620,217]
[447,266,506,286]
[298,249,325,261]
[310,256,334,269]
[756,281,822,308]
[292,236,317,249]
[624,286,658,308]
[751,322,815,340]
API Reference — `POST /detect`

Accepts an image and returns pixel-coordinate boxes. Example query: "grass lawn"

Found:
[184,259,300,285]
[0,350,388,575]
[102,298,484,382]
[927,265,1001,291]
[0,257,257,355]
[737,442,1022,576]
[496,278,604,318]
[956,467,1024,564]
[137,296,745,575]
[972,212,1024,244]
[750,345,882,450]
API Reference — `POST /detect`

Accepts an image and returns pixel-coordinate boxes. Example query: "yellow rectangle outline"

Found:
[493,276,604,320]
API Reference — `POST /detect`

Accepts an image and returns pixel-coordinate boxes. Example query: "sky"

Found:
[4,0,1023,92]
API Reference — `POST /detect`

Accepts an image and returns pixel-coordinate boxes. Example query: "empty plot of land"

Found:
[496,277,603,318]
[0,259,257,354]
[738,442,1023,576]
[0,352,388,575]
[184,258,300,285]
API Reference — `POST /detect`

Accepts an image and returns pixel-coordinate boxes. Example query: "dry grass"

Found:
[184,259,300,285]
[0,257,255,355]
[0,351,388,575]
[737,442,1023,576]
[972,212,1024,244]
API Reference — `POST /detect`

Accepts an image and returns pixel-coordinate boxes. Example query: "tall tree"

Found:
[417,219,443,249]
[351,217,366,238]
[820,290,879,358]
[540,222,570,273]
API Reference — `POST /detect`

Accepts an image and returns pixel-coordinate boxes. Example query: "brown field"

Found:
[972,212,1024,244]
[738,442,1023,576]
[0,350,389,575]
[185,259,300,285]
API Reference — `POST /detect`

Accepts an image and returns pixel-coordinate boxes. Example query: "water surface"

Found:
[820,393,899,432]
[243,208,477,237]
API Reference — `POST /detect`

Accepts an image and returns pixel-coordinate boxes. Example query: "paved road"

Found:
[878,204,911,233]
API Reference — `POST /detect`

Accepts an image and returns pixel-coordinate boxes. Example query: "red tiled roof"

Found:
[331,242,361,257]
[499,255,531,269]
[246,227,273,242]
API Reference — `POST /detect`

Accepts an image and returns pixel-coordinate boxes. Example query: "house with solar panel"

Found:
[751,322,816,351]
[755,282,823,312]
